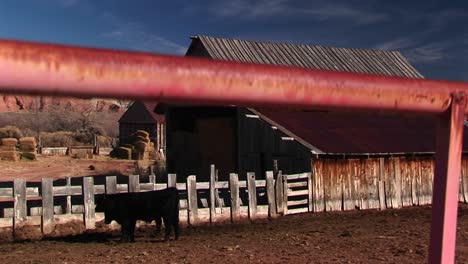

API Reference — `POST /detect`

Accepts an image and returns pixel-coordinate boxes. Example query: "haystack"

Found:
[22,152,37,160]
[0,151,19,161]
[19,137,37,152]
[1,138,18,147]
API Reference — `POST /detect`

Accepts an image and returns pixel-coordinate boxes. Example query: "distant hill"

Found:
[0,95,128,113]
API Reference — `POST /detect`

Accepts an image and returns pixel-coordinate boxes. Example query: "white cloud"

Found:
[190,0,389,25]
[99,13,187,55]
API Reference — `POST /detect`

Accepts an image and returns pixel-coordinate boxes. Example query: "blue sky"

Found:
[0,0,467,81]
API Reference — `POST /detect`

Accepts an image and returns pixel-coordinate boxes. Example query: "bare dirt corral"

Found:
[0,205,465,264]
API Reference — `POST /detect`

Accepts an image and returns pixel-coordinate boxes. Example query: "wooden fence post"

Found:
[276,171,284,215]
[65,177,72,214]
[128,174,140,192]
[41,178,54,235]
[209,165,216,223]
[247,172,257,220]
[378,158,386,210]
[283,172,288,215]
[307,172,313,212]
[149,173,156,191]
[83,177,95,229]
[266,171,277,217]
[14,178,27,237]
[106,176,117,194]
[187,175,198,225]
[167,174,177,188]
[229,173,240,222]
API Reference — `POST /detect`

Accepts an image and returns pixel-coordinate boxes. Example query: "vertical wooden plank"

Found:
[229,173,240,222]
[149,174,156,191]
[459,160,465,203]
[209,165,216,223]
[378,157,386,210]
[352,160,361,210]
[463,158,468,203]
[411,159,419,206]
[275,171,285,215]
[400,157,412,207]
[167,174,177,188]
[266,171,276,217]
[359,159,369,210]
[342,159,353,210]
[186,175,198,226]
[106,176,117,194]
[128,174,140,193]
[282,171,288,215]
[41,178,54,235]
[393,157,402,208]
[247,172,257,220]
[314,161,325,212]
[14,178,27,235]
[307,170,313,212]
[385,157,394,208]
[367,158,380,209]
[66,177,72,214]
[325,160,342,211]
[82,177,95,229]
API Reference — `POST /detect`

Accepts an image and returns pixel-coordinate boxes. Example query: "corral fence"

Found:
[39,146,113,156]
[0,165,312,238]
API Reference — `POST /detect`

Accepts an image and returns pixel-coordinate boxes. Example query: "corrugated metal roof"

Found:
[191,35,424,78]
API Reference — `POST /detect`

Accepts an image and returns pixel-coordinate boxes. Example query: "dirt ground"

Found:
[0,205,465,263]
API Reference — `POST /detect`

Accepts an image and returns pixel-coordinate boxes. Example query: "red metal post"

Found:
[429,92,467,263]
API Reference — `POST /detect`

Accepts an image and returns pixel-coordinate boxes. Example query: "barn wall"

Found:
[312,155,468,212]
[237,108,311,180]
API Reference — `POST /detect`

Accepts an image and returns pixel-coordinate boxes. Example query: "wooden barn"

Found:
[166,35,443,182]
[118,101,166,151]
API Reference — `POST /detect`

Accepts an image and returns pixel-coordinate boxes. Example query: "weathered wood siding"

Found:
[312,156,468,212]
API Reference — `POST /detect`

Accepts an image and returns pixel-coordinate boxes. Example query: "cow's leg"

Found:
[173,210,180,240]
[128,219,136,242]
[120,220,130,243]
[155,216,162,234]
[162,215,171,242]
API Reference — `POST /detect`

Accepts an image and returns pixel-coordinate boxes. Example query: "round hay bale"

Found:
[0,151,19,161]
[21,152,37,160]
[1,138,18,147]
[133,140,148,152]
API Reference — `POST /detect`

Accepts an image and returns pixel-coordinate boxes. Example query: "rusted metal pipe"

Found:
[0,39,467,113]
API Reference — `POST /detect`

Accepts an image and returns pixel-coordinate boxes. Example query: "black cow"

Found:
[95,188,180,242]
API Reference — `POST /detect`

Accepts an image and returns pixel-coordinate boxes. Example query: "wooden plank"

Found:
[326,160,342,211]
[41,178,54,235]
[366,159,380,209]
[459,159,465,203]
[229,173,240,222]
[266,171,276,217]
[128,174,140,192]
[286,173,310,180]
[307,171,313,212]
[106,176,117,194]
[313,161,325,212]
[342,159,354,210]
[209,165,216,223]
[287,199,309,206]
[463,158,468,203]
[247,172,257,219]
[283,171,288,215]
[66,177,72,214]
[186,175,198,226]
[149,174,156,190]
[53,186,82,196]
[13,178,27,234]
[351,159,361,210]
[378,158,386,210]
[286,207,309,215]
[288,189,309,197]
[411,159,419,206]
[393,157,402,208]
[82,177,95,229]
[419,159,433,205]
[400,158,413,207]
[357,159,366,210]
[385,158,394,208]
[167,174,177,188]
[275,171,284,215]
[0,188,13,198]
[288,181,308,188]
[215,181,229,189]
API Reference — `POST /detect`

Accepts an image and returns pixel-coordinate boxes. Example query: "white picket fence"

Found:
[0,165,312,238]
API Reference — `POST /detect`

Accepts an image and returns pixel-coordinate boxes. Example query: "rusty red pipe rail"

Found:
[0,39,468,113]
